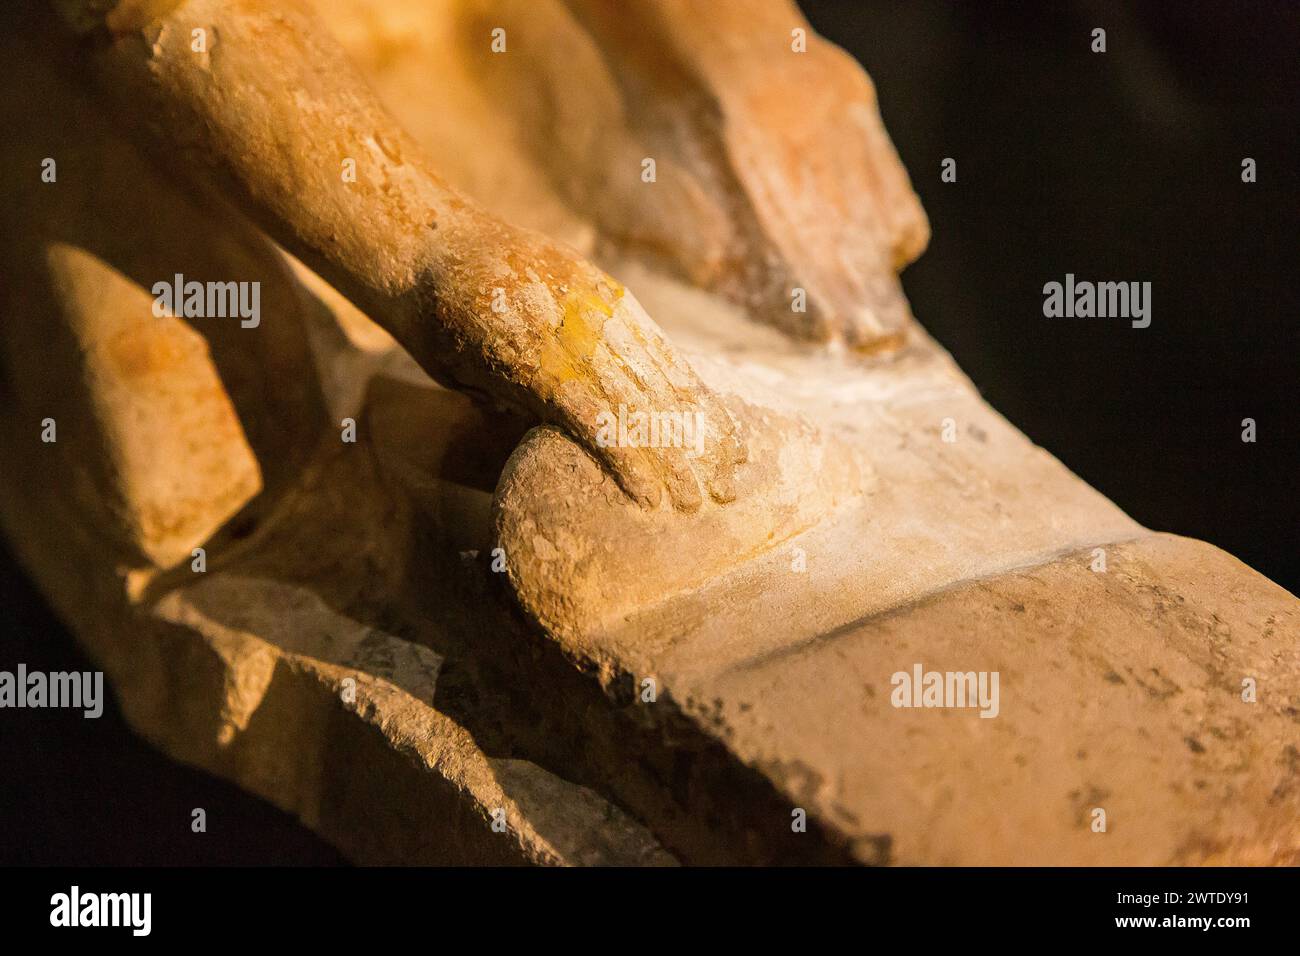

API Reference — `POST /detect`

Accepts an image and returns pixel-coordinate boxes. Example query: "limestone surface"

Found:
[0,0,1294,867]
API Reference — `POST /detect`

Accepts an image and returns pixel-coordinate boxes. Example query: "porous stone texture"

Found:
[491,269,1300,865]
[0,6,673,866]
[1,0,1294,866]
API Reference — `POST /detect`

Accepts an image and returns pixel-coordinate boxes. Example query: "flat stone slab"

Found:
[494,269,1300,865]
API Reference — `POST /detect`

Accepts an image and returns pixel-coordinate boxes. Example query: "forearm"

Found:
[60,0,459,339]
[50,0,747,509]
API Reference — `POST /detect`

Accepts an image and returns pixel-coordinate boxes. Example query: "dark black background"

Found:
[1,0,1295,865]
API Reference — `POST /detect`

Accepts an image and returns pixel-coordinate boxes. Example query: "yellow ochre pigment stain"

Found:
[537,277,623,390]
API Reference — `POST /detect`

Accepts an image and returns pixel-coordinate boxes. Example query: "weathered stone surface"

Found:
[490,269,1299,864]
[1,0,1293,868]
[0,15,323,570]
[0,8,673,866]
[0,347,675,865]
[148,572,674,866]
[73,0,747,513]
[450,0,929,347]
